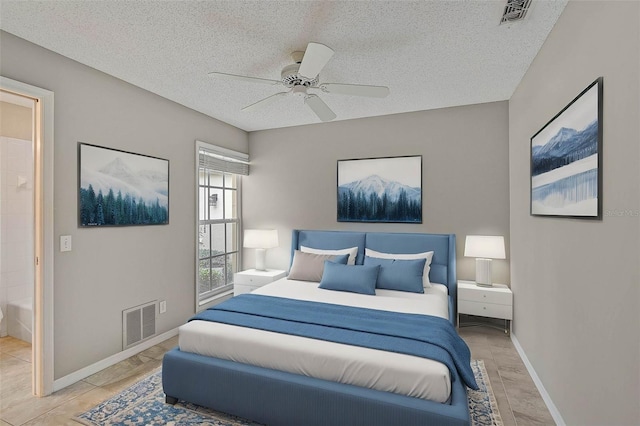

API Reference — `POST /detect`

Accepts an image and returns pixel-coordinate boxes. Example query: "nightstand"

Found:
[234,269,286,296]
[458,280,513,334]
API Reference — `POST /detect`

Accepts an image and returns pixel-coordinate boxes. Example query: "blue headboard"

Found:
[290,230,458,324]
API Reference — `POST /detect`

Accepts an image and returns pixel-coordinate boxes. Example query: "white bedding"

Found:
[179,279,452,402]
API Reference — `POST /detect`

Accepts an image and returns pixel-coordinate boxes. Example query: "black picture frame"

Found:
[530,77,603,219]
[337,155,422,223]
[78,142,169,227]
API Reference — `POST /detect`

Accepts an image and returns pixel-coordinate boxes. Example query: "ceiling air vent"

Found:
[500,0,532,24]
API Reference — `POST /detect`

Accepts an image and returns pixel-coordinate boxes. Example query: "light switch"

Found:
[60,235,72,252]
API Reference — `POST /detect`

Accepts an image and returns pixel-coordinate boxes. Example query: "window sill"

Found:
[198,289,234,312]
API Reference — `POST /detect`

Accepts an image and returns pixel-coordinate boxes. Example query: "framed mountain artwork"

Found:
[337,155,422,223]
[78,143,169,227]
[530,77,603,219]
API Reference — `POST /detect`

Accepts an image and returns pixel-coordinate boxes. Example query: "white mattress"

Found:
[179,279,452,402]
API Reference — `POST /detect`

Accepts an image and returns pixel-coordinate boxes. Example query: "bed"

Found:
[162,230,472,426]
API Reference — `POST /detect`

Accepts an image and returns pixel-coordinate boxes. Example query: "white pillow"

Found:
[365,248,434,288]
[300,245,358,265]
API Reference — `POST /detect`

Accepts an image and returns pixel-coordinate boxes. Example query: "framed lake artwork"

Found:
[530,77,603,219]
[337,155,422,223]
[78,143,169,227]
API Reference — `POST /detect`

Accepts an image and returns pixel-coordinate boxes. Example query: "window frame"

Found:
[195,140,246,310]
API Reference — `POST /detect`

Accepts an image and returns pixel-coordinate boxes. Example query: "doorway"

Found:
[0,77,54,397]
[0,89,35,339]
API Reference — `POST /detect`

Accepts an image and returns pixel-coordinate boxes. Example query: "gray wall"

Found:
[244,102,510,284]
[508,2,639,425]
[0,31,248,378]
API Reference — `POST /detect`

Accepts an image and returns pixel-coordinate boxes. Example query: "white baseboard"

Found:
[53,327,179,392]
[511,333,566,426]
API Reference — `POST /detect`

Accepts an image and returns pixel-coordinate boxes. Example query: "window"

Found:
[196,141,249,307]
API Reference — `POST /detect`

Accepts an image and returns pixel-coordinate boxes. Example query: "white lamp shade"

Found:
[464,235,506,259]
[243,229,279,249]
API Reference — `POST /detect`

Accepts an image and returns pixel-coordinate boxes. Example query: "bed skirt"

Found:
[162,348,470,426]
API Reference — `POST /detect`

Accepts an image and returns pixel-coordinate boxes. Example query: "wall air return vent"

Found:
[500,0,532,24]
[122,300,157,350]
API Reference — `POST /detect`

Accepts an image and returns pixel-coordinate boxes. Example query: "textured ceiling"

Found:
[0,0,567,132]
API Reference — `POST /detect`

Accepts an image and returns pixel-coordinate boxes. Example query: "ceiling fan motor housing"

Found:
[281,63,318,88]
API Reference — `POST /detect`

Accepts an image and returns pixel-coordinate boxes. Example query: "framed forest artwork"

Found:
[337,155,422,223]
[78,143,169,227]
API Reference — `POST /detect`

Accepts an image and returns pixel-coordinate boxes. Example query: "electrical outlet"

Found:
[159,300,167,314]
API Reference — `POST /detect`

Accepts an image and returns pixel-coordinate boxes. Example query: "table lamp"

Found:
[243,229,278,271]
[464,235,506,286]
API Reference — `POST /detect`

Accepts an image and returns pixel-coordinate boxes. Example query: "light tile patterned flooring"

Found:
[0,326,555,425]
[458,325,555,425]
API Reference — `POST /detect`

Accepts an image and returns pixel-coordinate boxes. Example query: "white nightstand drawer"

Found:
[459,300,513,320]
[233,269,286,297]
[458,284,512,306]
[235,273,278,286]
[234,283,257,296]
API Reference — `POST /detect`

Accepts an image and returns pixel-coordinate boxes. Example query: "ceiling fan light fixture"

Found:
[292,86,308,97]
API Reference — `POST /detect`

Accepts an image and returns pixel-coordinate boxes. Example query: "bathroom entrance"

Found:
[0,90,35,344]
[0,89,36,395]
[0,77,54,397]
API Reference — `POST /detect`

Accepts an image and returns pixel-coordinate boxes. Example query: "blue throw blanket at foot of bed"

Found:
[191,294,478,390]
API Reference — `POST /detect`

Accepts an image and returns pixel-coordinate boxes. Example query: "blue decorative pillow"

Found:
[363,256,426,293]
[330,254,350,265]
[318,262,380,295]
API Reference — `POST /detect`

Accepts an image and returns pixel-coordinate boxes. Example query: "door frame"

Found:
[1,76,54,396]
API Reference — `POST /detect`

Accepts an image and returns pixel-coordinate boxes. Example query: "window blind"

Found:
[198,143,249,175]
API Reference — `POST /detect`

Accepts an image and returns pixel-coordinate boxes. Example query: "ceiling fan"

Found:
[209,42,390,122]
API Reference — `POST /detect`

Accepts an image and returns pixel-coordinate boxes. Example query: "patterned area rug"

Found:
[470,359,503,426]
[75,360,502,426]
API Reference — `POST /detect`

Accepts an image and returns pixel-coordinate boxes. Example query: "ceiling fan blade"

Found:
[209,72,282,85]
[304,94,336,122]
[320,83,390,98]
[242,92,289,111]
[298,42,334,79]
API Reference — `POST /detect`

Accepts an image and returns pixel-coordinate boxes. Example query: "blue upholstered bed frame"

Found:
[162,230,469,426]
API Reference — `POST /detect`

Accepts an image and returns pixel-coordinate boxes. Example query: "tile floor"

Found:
[0,326,555,425]
[458,324,555,425]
